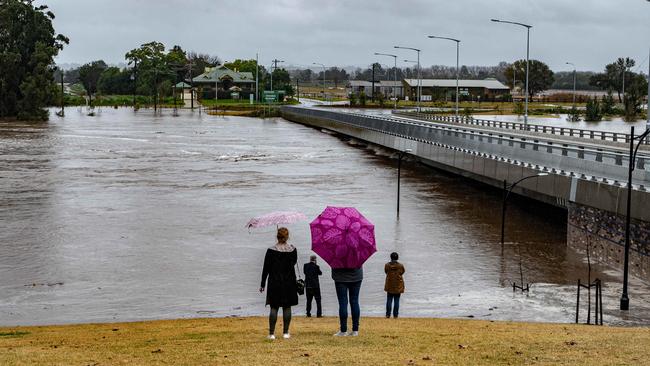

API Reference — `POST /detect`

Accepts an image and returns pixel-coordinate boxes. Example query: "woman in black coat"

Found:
[260,227,298,340]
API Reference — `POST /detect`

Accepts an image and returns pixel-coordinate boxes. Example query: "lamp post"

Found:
[491,19,532,125]
[375,53,398,109]
[428,35,461,119]
[500,173,548,246]
[129,60,137,108]
[620,126,650,310]
[313,62,326,104]
[397,148,413,218]
[566,62,577,108]
[395,46,421,112]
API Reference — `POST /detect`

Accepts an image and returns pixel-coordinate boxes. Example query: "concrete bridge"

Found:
[281,106,650,281]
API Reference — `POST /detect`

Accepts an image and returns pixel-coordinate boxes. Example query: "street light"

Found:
[375,52,398,109]
[500,173,548,246]
[313,62,326,104]
[395,46,421,112]
[491,19,532,125]
[128,60,137,108]
[566,62,577,108]
[397,148,413,218]
[620,126,650,310]
[428,35,461,119]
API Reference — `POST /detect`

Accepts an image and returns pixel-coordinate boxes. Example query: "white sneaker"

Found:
[267,335,276,340]
[333,331,348,337]
[283,333,291,339]
[348,331,359,337]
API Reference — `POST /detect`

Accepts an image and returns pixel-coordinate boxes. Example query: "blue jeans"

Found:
[386,293,401,318]
[335,281,362,332]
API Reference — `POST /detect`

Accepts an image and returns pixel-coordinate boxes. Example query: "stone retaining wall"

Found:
[568,203,650,281]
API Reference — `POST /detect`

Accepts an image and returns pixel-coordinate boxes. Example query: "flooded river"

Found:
[1,107,649,326]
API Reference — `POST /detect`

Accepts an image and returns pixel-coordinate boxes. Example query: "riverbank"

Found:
[1,317,649,365]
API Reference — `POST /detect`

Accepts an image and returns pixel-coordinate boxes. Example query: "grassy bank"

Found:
[1,317,649,365]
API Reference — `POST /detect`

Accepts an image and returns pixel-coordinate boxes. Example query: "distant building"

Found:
[191,65,255,99]
[402,78,510,101]
[346,80,404,99]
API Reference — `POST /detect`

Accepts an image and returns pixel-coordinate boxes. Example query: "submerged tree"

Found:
[78,60,107,106]
[0,0,68,120]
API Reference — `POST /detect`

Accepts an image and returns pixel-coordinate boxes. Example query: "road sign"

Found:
[263,90,283,103]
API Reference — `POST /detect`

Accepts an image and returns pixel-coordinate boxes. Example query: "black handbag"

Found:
[296,264,305,295]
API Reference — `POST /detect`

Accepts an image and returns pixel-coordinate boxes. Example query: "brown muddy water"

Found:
[1,107,649,326]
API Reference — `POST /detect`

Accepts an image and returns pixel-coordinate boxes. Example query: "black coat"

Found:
[261,248,298,307]
[303,262,322,289]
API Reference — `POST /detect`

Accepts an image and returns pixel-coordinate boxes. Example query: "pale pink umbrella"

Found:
[310,206,376,268]
[246,211,308,229]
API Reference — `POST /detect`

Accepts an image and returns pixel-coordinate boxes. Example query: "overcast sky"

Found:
[46,0,649,72]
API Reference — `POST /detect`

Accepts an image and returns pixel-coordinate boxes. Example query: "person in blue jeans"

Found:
[332,267,362,336]
[384,252,405,318]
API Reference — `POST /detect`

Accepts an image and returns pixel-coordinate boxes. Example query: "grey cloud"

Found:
[44,0,650,72]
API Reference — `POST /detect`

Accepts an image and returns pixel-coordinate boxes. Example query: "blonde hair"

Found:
[277,227,289,244]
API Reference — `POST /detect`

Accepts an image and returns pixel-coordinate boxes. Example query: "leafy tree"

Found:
[125,42,175,106]
[349,92,358,106]
[567,106,580,122]
[319,67,349,87]
[224,59,258,75]
[271,68,291,89]
[551,71,598,91]
[589,57,636,102]
[166,45,187,82]
[78,60,107,105]
[585,98,602,122]
[503,59,554,97]
[0,0,68,120]
[601,91,615,115]
[359,92,367,106]
[377,91,385,107]
[97,67,132,95]
[623,73,648,121]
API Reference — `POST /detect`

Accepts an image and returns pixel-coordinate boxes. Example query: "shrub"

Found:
[567,106,580,122]
[349,93,357,106]
[585,98,602,122]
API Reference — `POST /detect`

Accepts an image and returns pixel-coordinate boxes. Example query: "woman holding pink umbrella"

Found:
[310,206,377,337]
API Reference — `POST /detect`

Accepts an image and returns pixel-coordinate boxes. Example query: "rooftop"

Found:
[403,78,509,89]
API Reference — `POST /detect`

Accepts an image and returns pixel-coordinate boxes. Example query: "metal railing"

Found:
[393,111,650,145]
[282,106,650,186]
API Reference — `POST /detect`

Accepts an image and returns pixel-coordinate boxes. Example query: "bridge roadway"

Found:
[281,106,650,280]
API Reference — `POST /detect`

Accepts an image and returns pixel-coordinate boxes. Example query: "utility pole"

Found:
[270,59,284,92]
[255,53,259,103]
[371,63,376,102]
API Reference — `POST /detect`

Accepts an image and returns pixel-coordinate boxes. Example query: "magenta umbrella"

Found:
[246,211,308,229]
[310,206,376,268]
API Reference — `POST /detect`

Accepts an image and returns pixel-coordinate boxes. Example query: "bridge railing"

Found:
[393,111,650,145]
[283,106,650,185]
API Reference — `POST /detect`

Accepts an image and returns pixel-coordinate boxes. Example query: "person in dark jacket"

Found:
[303,255,322,317]
[260,227,298,340]
[384,252,405,318]
[332,267,363,336]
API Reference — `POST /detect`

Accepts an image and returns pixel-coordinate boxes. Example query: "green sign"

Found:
[263,90,284,103]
